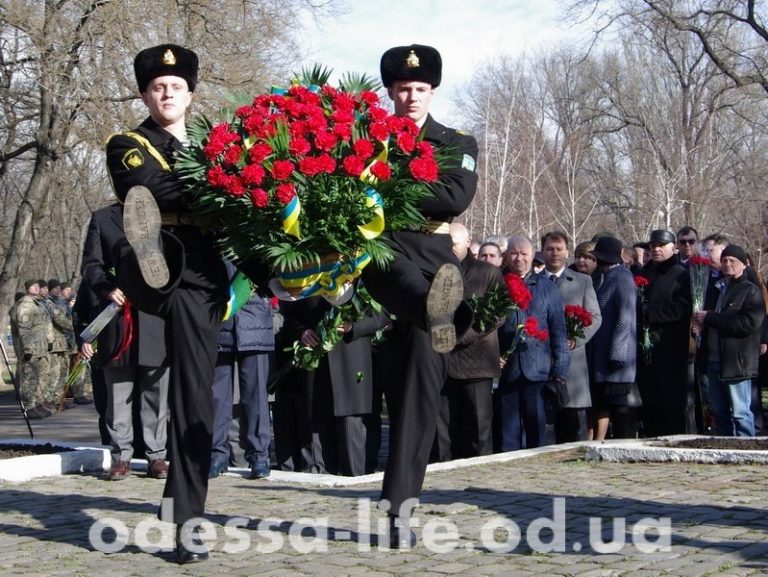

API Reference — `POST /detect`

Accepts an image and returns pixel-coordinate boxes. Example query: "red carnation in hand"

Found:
[250,188,269,208]
[369,160,392,181]
[523,317,549,341]
[504,273,532,310]
[271,159,295,180]
[397,132,417,154]
[633,275,650,288]
[276,183,296,204]
[689,255,711,267]
[416,141,434,157]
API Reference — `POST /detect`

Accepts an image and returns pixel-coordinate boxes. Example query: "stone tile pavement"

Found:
[2,384,768,575]
[1,448,767,576]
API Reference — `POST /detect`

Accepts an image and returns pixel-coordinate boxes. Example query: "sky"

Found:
[300,1,590,123]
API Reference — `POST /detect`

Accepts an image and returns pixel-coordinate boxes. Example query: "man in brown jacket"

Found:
[434,223,504,460]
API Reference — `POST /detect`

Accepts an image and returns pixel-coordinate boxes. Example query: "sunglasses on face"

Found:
[678,239,697,245]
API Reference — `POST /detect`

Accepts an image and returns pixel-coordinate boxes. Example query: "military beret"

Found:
[134,44,198,93]
[721,244,748,265]
[380,44,441,88]
[649,229,676,245]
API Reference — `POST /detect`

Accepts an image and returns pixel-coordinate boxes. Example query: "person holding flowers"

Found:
[541,231,602,443]
[359,44,479,549]
[495,235,570,452]
[105,44,229,564]
[587,236,637,440]
[636,229,692,437]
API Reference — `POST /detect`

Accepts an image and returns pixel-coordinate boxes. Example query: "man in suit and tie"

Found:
[541,231,602,443]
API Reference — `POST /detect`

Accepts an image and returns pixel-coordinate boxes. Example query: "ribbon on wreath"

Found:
[277,252,373,299]
[222,271,254,321]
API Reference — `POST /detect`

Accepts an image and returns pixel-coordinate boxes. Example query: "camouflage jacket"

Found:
[44,296,75,353]
[14,296,54,357]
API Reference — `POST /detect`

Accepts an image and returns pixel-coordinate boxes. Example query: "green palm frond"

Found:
[299,63,333,87]
[338,71,380,94]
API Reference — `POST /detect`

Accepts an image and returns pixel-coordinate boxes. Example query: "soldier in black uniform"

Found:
[361,44,478,548]
[105,44,227,564]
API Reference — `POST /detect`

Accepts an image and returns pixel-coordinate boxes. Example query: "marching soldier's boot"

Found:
[175,524,209,564]
[123,185,169,289]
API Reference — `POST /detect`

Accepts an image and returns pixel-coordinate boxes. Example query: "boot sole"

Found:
[123,185,169,289]
[426,263,463,353]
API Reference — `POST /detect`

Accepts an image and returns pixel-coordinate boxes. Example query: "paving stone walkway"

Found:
[1,447,767,576]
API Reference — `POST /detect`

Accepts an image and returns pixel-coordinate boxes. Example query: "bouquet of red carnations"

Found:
[564,304,593,341]
[470,273,532,333]
[634,275,653,364]
[177,66,447,301]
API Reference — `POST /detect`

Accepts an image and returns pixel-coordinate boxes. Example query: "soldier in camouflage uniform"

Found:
[13,280,54,419]
[41,279,75,411]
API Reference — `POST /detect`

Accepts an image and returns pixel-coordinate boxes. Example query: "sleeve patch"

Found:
[461,153,476,172]
[122,148,144,170]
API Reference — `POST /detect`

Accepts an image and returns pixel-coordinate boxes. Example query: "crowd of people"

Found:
[5,40,767,563]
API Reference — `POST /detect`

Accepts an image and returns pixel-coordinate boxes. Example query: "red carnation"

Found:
[333,92,357,111]
[397,132,417,154]
[224,174,245,198]
[416,141,434,157]
[409,156,438,182]
[223,144,243,166]
[249,142,273,164]
[298,156,322,177]
[271,159,295,180]
[235,105,254,119]
[342,155,365,177]
[289,137,312,156]
[504,273,532,310]
[369,160,391,181]
[353,139,375,159]
[523,317,549,341]
[250,188,269,208]
[206,165,228,188]
[689,255,711,267]
[314,131,338,152]
[360,90,379,106]
[367,106,388,122]
[333,123,353,141]
[276,183,296,204]
[317,153,336,174]
[369,121,389,141]
[241,163,266,186]
[633,275,650,288]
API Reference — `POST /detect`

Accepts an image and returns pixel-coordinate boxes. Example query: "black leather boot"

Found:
[388,515,417,549]
[175,525,209,564]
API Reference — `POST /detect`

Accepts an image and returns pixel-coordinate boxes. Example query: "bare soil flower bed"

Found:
[0,443,74,459]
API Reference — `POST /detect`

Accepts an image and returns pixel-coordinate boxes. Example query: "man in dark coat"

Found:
[434,223,503,461]
[105,44,229,563]
[275,297,387,476]
[360,44,479,548]
[693,244,762,436]
[81,203,169,481]
[637,229,692,437]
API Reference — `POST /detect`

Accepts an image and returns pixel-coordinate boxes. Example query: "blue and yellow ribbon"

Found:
[282,194,301,239]
[277,252,373,299]
[357,188,384,240]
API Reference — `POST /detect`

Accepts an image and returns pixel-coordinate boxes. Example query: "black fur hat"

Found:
[134,44,198,93]
[380,44,441,88]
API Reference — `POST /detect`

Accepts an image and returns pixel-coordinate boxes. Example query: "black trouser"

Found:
[434,377,493,461]
[119,226,226,526]
[555,408,588,443]
[380,322,447,517]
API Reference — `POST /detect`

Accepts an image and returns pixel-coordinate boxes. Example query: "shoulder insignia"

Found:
[122,148,144,170]
[456,129,467,135]
[461,154,476,172]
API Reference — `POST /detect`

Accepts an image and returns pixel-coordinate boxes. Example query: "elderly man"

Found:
[541,231,601,443]
[637,229,692,437]
[693,245,762,437]
[495,235,570,451]
[676,226,699,268]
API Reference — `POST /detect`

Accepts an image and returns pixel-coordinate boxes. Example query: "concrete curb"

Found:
[586,434,768,464]
[0,438,110,483]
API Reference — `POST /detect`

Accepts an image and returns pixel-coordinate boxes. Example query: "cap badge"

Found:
[162,49,176,66]
[406,50,420,69]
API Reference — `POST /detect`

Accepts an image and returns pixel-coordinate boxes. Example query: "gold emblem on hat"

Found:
[406,50,420,69]
[162,49,176,66]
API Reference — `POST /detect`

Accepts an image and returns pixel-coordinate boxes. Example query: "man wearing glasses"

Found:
[676,226,699,268]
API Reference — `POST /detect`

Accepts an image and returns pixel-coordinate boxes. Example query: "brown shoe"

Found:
[147,459,169,479]
[426,263,464,353]
[108,461,132,481]
[123,185,169,288]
